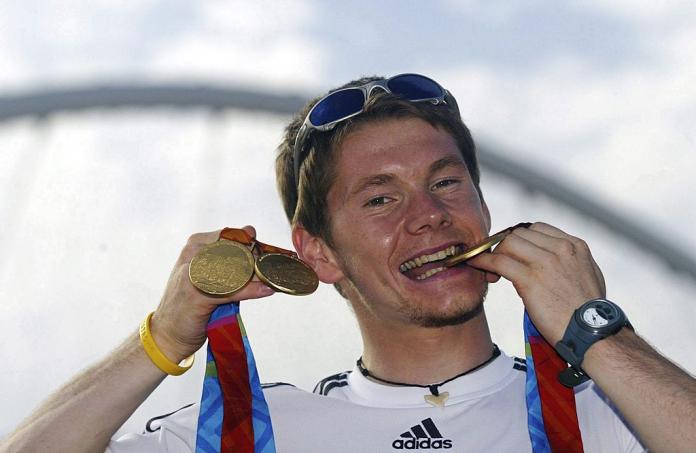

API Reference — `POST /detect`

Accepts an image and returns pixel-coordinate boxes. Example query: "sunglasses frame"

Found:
[292,73,457,189]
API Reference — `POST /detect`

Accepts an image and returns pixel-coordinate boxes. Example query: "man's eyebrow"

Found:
[429,155,468,175]
[347,174,394,199]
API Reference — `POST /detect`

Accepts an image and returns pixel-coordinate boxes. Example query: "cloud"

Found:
[0,0,324,90]
[2,0,696,440]
[146,1,325,90]
[582,0,696,22]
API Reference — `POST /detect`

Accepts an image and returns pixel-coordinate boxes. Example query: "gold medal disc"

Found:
[445,232,508,267]
[445,222,532,267]
[189,240,255,295]
[255,253,319,296]
[445,231,511,267]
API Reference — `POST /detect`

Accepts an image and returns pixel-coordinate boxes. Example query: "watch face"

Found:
[582,307,610,327]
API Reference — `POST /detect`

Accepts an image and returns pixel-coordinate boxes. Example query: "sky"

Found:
[1,0,696,439]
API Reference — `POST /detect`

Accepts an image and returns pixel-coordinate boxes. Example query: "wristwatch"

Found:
[555,298,632,387]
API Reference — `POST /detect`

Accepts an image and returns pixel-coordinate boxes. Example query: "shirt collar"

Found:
[345,352,518,408]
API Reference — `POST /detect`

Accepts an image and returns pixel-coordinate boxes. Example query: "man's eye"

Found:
[365,196,389,207]
[432,179,459,190]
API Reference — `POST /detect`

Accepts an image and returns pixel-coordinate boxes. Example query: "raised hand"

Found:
[149,226,275,363]
[468,222,606,344]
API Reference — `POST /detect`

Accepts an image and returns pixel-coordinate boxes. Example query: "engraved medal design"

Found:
[189,240,255,295]
[255,253,319,296]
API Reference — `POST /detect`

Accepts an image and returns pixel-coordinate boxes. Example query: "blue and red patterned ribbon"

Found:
[524,311,584,453]
[195,303,276,452]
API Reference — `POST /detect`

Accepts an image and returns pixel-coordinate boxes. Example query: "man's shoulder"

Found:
[107,403,199,453]
[261,381,298,391]
[107,383,307,453]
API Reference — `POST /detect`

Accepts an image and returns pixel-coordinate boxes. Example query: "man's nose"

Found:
[404,191,452,234]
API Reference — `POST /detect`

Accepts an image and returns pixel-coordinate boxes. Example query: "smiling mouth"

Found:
[400,244,465,281]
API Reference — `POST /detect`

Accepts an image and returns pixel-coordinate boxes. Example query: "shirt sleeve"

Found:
[106,404,198,453]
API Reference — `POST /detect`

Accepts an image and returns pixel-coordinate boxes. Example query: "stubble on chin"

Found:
[337,253,489,328]
[402,283,489,328]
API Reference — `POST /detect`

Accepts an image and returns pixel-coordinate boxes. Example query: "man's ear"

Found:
[292,225,344,284]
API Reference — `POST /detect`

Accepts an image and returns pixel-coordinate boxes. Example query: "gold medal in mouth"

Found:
[398,223,531,281]
[445,222,532,267]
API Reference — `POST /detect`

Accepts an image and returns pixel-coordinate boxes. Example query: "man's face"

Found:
[325,117,491,328]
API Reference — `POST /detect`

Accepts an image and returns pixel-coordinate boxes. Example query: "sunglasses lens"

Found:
[387,74,443,101]
[309,89,366,126]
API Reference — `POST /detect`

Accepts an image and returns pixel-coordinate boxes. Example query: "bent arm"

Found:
[583,328,696,452]
[1,330,167,453]
[2,227,275,453]
[469,222,696,452]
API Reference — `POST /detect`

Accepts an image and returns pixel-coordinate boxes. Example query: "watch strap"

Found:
[555,299,630,388]
[555,322,596,369]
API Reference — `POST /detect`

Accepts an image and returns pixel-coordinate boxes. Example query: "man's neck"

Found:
[358,310,495,385]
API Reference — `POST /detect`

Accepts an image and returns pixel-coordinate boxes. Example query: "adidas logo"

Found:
[392,418,453,450]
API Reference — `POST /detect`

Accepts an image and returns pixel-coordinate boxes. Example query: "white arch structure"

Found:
[1,83,694,281]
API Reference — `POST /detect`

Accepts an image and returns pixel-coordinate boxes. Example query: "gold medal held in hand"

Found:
[188,240,255,295]
[255,253,319,296]
[188,227,319,297]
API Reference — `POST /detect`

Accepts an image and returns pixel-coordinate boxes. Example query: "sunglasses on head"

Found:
[292,73,458,188]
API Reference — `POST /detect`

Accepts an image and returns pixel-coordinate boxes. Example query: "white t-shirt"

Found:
[108,352,645,452]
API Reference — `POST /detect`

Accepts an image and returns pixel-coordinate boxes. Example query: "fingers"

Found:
[522,223,605,294]
[176,226,276,303]
[468,224,569,277]
[493,223,593,269]
[471,222,607,344]
[528,221,573,239]
[230,281,275,301]
[174,261,275,305]
[177,230,223,265]
[177,226,258,266]
[485,271,501,283]
[241,225,257,239]
[498,230,555,266]
[152,226,273,361]
[468,249,529,284]
[511,223,580,257]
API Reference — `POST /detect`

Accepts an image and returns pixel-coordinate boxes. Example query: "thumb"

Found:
[485,271,501,283]
[241,225,257,239]
[467,252,502,283]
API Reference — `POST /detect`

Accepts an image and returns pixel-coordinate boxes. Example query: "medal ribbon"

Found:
[524,311,584,453]
[195,303,276,452]
[195,229,294,452]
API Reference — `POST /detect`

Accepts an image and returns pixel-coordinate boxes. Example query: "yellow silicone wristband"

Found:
[139,312,194,376]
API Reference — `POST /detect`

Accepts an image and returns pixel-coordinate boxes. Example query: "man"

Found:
[3,74,696,452]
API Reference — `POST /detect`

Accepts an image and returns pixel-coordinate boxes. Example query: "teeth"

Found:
[416,267,447,280]
[400,244,462,273]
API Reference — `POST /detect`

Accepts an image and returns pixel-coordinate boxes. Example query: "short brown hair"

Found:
[275,75,480,247]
